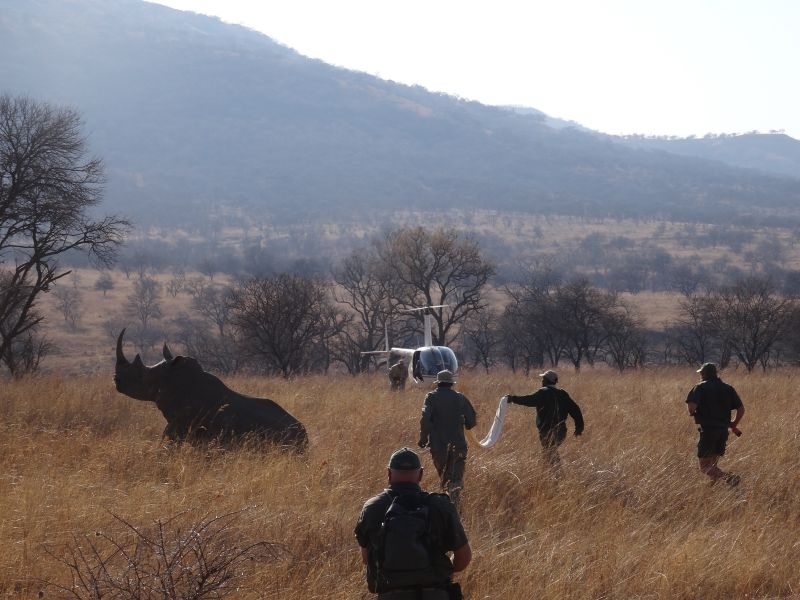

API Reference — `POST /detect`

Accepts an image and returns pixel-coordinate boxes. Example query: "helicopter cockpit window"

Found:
[416,346,458,379]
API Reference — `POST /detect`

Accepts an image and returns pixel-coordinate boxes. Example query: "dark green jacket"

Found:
[419,386,477,452]
[508,385,584,435]
[354,482,468,593]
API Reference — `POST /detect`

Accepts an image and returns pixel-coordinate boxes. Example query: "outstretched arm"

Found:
[507,389,544,408]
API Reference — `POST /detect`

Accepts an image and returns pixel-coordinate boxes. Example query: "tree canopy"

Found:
[0,94,129,375]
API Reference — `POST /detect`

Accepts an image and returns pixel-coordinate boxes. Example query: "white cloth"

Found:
[468,395,508,448]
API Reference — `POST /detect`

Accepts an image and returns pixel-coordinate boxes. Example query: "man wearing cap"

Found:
[686,362,745,486]
[506,370,584,468]
[354,447,472,599]
[418,370,477,509]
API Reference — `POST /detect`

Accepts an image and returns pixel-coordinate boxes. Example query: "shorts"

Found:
[377,589,448,600]
[697,427,729,458]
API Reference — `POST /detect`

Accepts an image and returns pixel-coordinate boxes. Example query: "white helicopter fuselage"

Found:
[365,305,459,385]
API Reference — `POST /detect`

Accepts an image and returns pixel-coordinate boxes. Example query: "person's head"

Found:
[539,369,558,385]
[435,369,455,387]
[387,447,423,484]
[697,362,718,380]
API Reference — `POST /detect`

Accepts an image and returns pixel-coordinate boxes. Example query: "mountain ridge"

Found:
[2,0,800,231]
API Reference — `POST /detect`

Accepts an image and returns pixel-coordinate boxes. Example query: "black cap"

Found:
[388,447,421,470]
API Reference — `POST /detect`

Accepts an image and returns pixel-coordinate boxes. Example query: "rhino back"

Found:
[151,360,307,448]
[219,392,303,430]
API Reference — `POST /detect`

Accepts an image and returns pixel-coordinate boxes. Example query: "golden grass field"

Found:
[2,367,799,599]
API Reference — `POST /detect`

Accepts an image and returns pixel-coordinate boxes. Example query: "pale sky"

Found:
[148,0,800,140]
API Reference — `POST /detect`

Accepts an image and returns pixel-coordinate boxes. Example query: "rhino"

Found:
[114,329,308,451]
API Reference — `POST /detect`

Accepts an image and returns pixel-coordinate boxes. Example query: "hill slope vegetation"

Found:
[2,0,800,230]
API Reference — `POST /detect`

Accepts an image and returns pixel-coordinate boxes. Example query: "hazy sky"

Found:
[149,0,800,140]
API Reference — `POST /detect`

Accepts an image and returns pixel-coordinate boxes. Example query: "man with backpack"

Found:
[506,369,584,469]
[355,447,472,599]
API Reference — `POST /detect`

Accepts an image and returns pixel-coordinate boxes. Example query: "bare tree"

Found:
[183,275,212,298]
[500,264,564,372]
[331,249,396,373]
[555,278,617,370]
[459,308,501,372]
[376,226,495,345]
[0,94,128,375]
[664,292,723,366]
[53,286,84,330]
[166,268,186,298]
[125,275,163,331]
[707,276,796,372]
[779,304,800,365]
[498,300,544,374]
[167,280,240,372]
[603,302,648,371]
[230,274,349,377]
[189,282,235,336]
[500,273,634,371]
[171,314,244,375]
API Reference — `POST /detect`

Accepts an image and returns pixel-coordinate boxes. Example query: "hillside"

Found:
[617,132,800,179]
[3,0,800,233]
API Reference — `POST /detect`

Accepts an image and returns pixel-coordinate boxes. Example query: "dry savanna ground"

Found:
[1,367,799,599]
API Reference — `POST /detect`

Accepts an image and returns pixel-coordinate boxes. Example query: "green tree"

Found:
[94,271,115,297]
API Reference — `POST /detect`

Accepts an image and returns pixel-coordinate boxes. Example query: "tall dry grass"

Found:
[1,367,798,599]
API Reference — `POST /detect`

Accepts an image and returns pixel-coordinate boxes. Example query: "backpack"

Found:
[375,491,439,591]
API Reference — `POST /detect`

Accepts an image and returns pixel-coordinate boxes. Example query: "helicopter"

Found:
[363,305,459,385]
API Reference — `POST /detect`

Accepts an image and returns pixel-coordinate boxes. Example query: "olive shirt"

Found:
[354,481,468,593]
[419,386,477,452]
[686,376,743,429]
[389,362,406,381]
[507,385,584,436]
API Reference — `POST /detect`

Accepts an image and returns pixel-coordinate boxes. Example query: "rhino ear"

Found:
[163,343,174,361]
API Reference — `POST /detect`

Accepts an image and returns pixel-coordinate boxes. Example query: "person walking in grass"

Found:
[418,370,477,510]
[686,362,745,486]
[354,447,471,599]
[388,359,407,390]
[506,369,584,470]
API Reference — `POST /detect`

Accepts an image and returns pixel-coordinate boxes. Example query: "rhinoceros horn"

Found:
[116,328,129,365]
[163,343,174,361]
